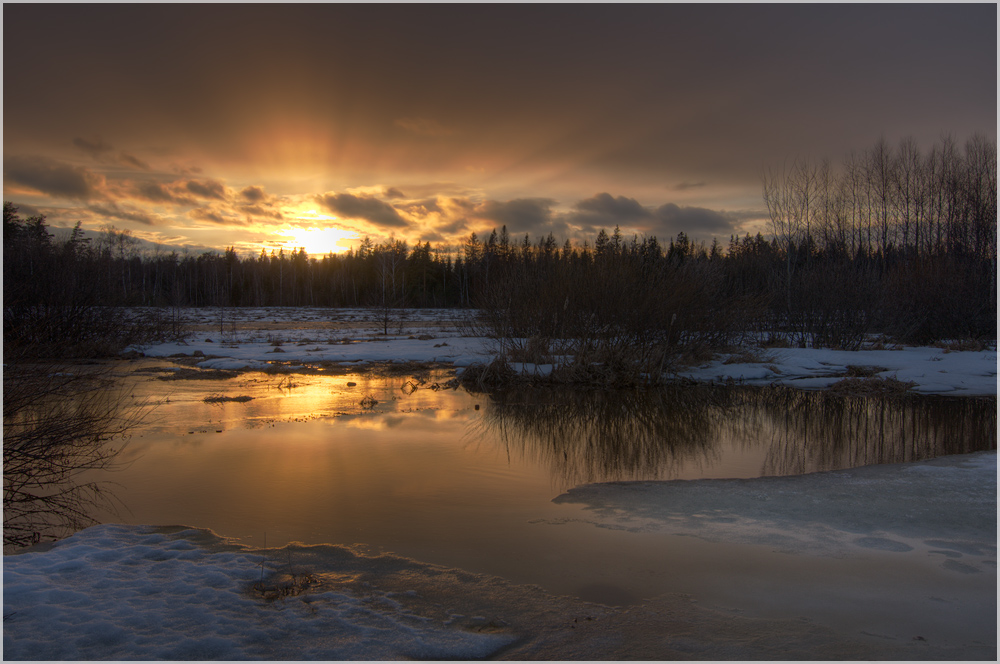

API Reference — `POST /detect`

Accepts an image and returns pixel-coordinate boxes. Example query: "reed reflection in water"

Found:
[474,386,996,486]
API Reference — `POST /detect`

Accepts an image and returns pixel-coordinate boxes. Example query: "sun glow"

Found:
[278,226,359,255]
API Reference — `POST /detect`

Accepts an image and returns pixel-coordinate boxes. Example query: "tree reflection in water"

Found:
[3,363,149,550]
[473,385,996,485]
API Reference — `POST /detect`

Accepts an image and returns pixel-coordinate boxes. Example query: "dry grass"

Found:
[363,360,437,377]
[723,349,777,365]
[459,357,517,390]
[202,395,254,403]
[760,334,792,348]
[156,368,238,381]
[934,338,990,353]
[507,336,552,364]
[252,572,319,601]
[828,376,917,397]
[844,365,888,378]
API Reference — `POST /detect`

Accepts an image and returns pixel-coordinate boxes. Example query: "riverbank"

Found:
[134,306,997,396]
[4,451,995,660]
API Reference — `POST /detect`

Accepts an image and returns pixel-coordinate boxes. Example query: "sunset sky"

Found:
[3,4,995,257]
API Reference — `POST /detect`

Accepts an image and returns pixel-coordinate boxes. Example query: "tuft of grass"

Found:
[359,394,379,409]
[202,394,254,403]
[844,365,888,378]
[934,338,989,353]
[156,368,238,381]
[507,336,552,364]
[459,357,517,390]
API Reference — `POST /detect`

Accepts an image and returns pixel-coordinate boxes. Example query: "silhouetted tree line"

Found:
[3,135,995,357]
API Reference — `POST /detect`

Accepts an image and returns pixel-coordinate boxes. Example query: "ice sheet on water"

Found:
[2,524,515,660]
[553,451,997,563]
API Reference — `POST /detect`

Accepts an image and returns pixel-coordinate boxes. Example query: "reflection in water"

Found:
[3,364,148,550]
[476,386,997,485]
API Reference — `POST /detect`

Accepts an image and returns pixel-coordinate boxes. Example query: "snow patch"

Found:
[3,525,515,660]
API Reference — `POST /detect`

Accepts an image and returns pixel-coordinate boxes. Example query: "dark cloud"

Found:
[474,198,556,232]
[571,193,652,228]
[383,187,406,199]
[185,179,227,200]
[3,155,103,200]
[561,193,743,241]
[118,152,150,170]
[73,137,114,157]
[239,204,283,221]
[672,181,706,191]
[240,185,266,202]
[5,202,43,218]
[652,203,738,237]
[435,218,469,235]
[133,181,186,204]
[88,202,157,225]
[188,207,230,224]
[315,192,408,228]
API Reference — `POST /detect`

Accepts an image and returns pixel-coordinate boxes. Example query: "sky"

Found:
[3,4,996,257]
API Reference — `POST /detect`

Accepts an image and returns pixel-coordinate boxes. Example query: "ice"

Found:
[554,451,997,561]
[3,524,515,660]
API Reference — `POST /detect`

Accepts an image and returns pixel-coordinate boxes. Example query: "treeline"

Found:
[3,135,996,358]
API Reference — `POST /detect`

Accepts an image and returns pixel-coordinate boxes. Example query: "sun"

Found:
[278,226,359,256]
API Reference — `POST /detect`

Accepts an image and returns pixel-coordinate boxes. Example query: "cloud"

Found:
[73,137,113,157]
[574,193,650,221]
[118,152,150,170]
[188,207,231,224]
[185,179,227,200]
[564,192,744,241]
[3,155,104,200]
[315,192,408,228]
[74,137,150,170]
[569,193,653,231]
[240,185,266,202]
[652,203,737,236]
[383,187,406,199]
[132,181,192,204]
[672,181,706,191]
[87,202,158,225]
[394,117,456,137]
[473,198,556,232]
[238,204,284,221]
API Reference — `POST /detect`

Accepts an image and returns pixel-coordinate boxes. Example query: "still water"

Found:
[80,364,996,615]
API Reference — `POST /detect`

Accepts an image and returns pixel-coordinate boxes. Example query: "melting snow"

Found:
[3,525,515,660]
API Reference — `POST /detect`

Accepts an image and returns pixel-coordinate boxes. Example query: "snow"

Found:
[135,307,996,395]
[685,346,997,395]
[3,524,515,660]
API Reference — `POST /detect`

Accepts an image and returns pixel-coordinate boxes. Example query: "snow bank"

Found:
[684,346,997,395]
[2,524,514,660]
[554,451,997,562]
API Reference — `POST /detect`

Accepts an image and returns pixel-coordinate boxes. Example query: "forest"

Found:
[3,135,996,360]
